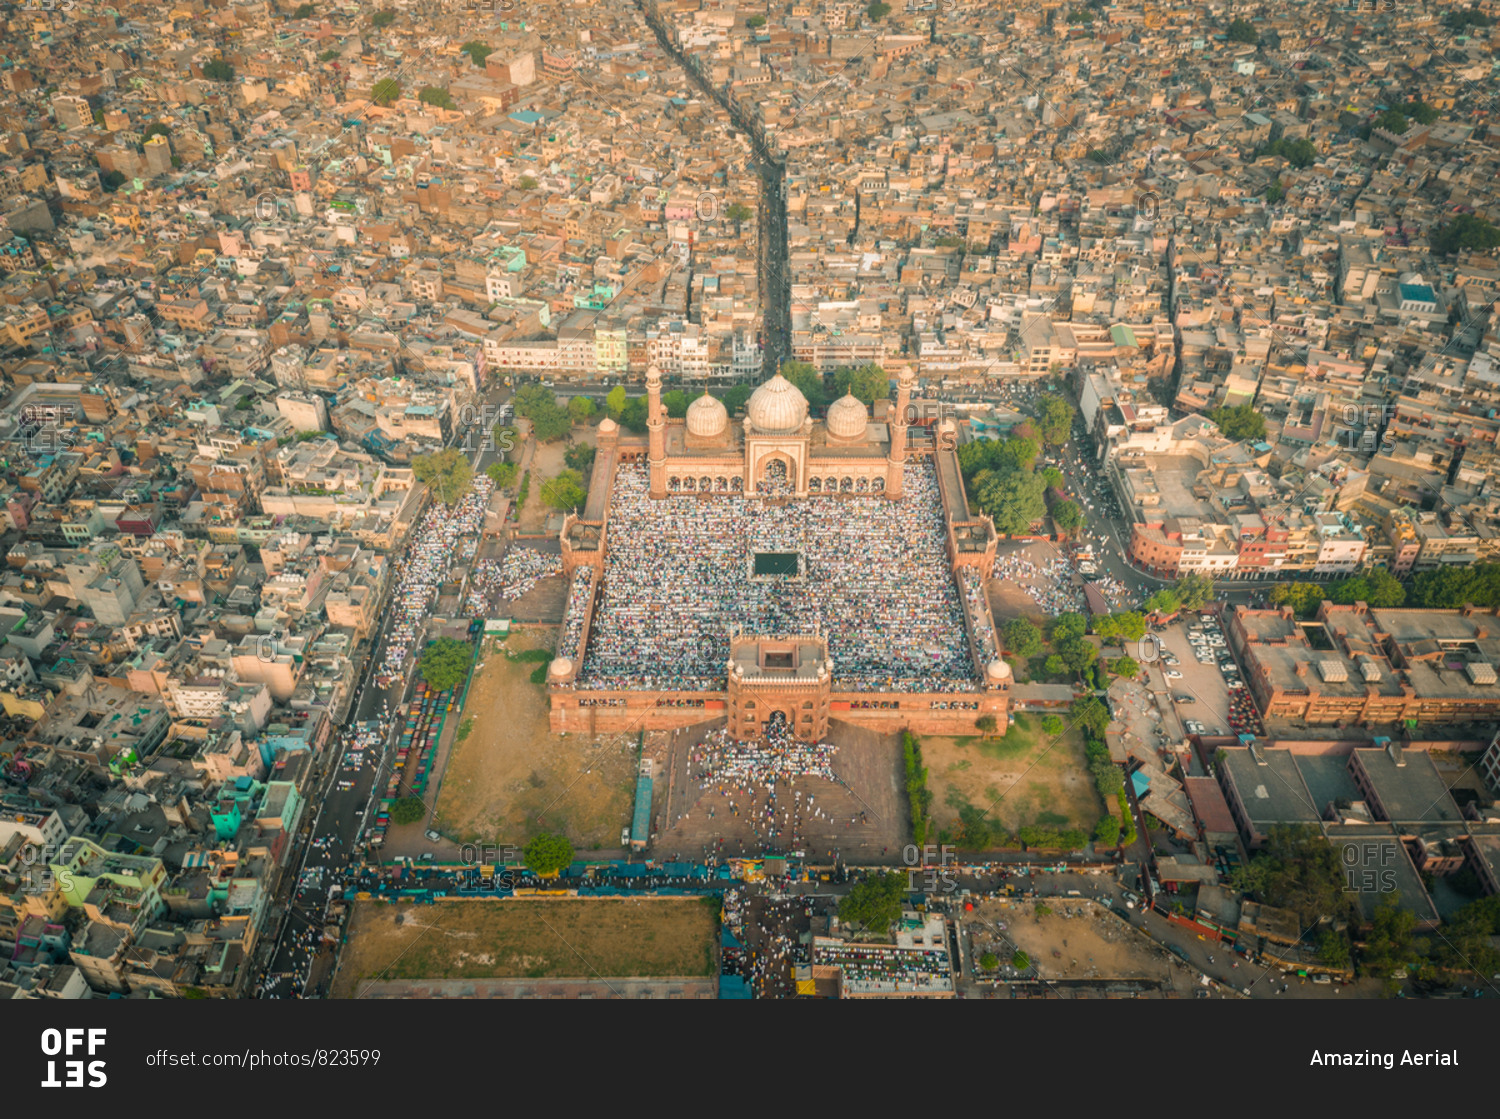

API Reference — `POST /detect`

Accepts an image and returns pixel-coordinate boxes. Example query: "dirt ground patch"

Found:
[334,898,718,996]
[517,439,570,532]
[987,579,1048,625]
[433,628,636,848]
[923,714,1103,846]
[964,898,1175,983]
[652,719,907,863]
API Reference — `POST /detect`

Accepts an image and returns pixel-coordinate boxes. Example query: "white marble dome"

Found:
[746,374,809,434]
[597,416,619,435]
[686,392,728,438]
[826,392,868,439]
[987,659,1013,683]
[548,657,574,678]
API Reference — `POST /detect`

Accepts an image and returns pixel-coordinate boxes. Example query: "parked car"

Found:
[1175,694,1196,704]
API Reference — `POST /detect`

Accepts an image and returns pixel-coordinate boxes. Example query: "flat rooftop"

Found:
[1221,748,1322,826]
[1352,748,1463,823]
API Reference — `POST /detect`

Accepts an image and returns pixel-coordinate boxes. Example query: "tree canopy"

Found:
[523,832,574,877]
[371,78,401,106]
[977,470,1047,535]
[1409,563,1500,608]
[1095,611,1145,645]
[1231,824,1351,925]
[838,871,905,934]
[1052,499,1083,533]
[1326,568,1406,608]
[1175,572,1214,610]
[1271,580,1327,616]
[866,1,891,21]
[567,395,597,422]
[418,86,456,110]
[371,7,396,27]
[660,389,690,419]
[513,385,572,441]
[779,360,827,409]
[461,41,493,65]
[1003,617,1043,659]
[833,363,890,405]
[419,637,472,693]
[202,58,234,81]
[1143,588,1181,615]
[1207,403,1267,441]
[390,797,425,825]
[1430,213,1500,256]
[1034,393,1075,445]
[605,385,627,417]
[541,468,586,512]
[1373,108,1408,135]
[1070,695,1110,737]
[1226,18,1258,43]
[412,448,472,506]
[486,461,519,491]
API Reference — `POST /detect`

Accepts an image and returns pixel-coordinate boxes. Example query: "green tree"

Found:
[523,832,575,877]
[371,78,401,106]
[418,86,456,110]
[319,49,339,62]
[1112,655,1140,677]
[1035,393,1075,445]
[461,41,493,66]
[866,1,891,21]
[1004,617,1043,659]
[1052,500,1083,534]
[371,7,396,27]
[1430,213,1500,256]
[1040,466,1065,490]
[1360,895,1420,989]
[1265,180,1285,204]
[1327,568,1406,608]
[202,58,235,81]
[721,385,753,414]
[1011,950,1031,970]
[1206,404,1267,441]
[979,951,999,970]
[1399,100,1440,125]
[975,714,999,737]
[725,201,754,235]
[977,470,1047,535]
[541,468,586,512]
[1071,695,1110,737]
[1231,824,1352,925]
[1041,714,1065,737]
[746,14,766,28]
[390,797,425,825]
[1271,581,1326,617]
[1043,654,1067,677]
[419,637,473,692]
[567,395,597,423]
[838,871,905,934]
[412,448,472,506]
[1431,896,1500,980]
[1052,612,1088,644]
[294,2,315,17]
[517,175,539,191]
[619,397,649,434]
[1317,929,1352,970]
[778,360,827,409]
[486,461,519,490]
[1226,18,1257,43]
[661,389,690,419]
[1176,572,1214,611]
[100,170,127,192]
[833,363,889,405]
[605,385,627,418]
[142,122,171,142]
[1094,814,1121,846]
[1143,589,1181,616]
[1373,108,1408,136]
[513,386,571,442]
[563,441,595,474]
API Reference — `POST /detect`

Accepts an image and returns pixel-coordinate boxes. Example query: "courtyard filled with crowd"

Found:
[576,462,978,693]
[464,548,563,614]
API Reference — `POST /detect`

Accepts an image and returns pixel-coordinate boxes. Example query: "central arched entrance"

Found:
[764,709,790,738]
[759,457,791,496]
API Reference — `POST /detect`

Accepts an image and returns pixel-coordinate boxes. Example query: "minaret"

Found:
[646,364,667,499]
[886,368,914,499]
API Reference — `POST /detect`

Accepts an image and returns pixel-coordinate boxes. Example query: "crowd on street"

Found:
[464,548,562,614]
[578,463,979,693]
[991,550,1088,614]
[378,477,493,680]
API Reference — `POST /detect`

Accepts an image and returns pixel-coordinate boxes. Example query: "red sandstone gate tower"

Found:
[725,634,832,742]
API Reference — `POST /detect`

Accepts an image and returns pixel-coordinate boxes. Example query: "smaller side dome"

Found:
[686,392,729,438]
[826,393,869,439]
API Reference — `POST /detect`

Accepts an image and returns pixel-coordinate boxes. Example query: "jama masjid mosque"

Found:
[548,366,1012,742]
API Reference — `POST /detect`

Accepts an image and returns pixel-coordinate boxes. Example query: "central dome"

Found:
[746,374,809,434]
[826,392,869,439]
[686,391,728,438]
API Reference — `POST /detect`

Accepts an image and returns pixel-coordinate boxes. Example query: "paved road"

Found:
[256,386,514,999]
